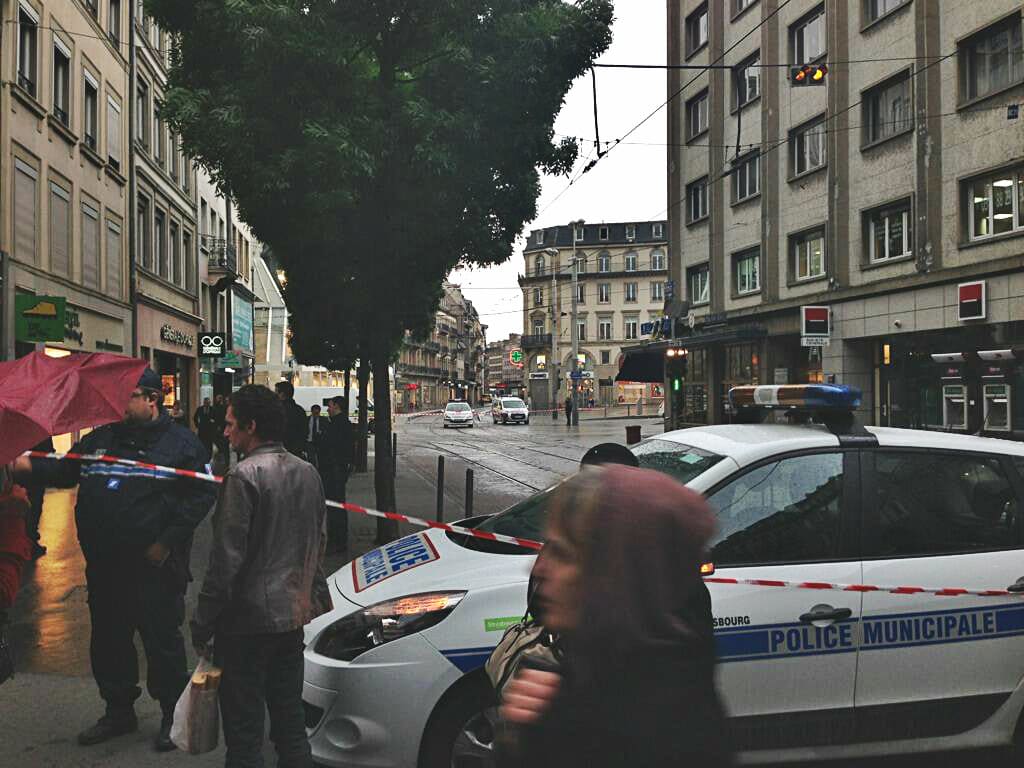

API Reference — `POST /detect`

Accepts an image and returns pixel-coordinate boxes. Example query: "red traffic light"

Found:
[791,64,828,86]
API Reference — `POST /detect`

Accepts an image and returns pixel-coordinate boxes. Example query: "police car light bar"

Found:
[729,384,862,411]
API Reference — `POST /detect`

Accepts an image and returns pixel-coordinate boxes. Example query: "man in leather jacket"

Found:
[13,368,214,751]
[191,385,328,767]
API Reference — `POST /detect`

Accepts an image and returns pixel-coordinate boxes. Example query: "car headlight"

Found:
[314,591,466,661]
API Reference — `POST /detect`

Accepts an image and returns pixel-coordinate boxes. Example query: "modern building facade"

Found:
[655,0,1024,435]
[520,221,669,411]
[485,333,525,397]
[1,0,132,365]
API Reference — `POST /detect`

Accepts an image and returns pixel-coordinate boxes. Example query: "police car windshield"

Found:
[502,399,526,408]
[446,402,471,412]
[452,441,724,554]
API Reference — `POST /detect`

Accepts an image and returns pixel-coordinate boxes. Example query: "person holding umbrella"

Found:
[12,368,215,751]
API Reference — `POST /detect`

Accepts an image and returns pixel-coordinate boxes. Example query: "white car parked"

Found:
[303,385,1024,768]
[442,401,474,429]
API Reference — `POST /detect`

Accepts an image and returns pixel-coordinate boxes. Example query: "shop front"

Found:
[11,291,129,360]
[137,302,200,417]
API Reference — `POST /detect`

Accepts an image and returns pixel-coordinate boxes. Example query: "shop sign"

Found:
[199,331,228,357]
[567,370,594,380]
[801,305,830,347]
[529,371,549,380]
[15,295,66,343]
[509,349,523,367]
[64,308,84,346]
[160,324,195,349]
[774,367,790,385]
[958,281,986,321]
[232,293,254,353]
[218,351,243,369]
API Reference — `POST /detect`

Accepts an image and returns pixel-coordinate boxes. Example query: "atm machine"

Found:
[978,349,1014,433]
[932,353,968,431]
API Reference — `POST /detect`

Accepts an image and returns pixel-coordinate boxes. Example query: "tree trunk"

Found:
[344,367,351,408]
[372,351,398,544]
[355,361,370,473]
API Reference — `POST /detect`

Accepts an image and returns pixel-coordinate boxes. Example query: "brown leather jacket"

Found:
[191,443,329,642]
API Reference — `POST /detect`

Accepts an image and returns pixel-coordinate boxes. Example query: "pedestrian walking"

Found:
[564,395,573,426]
[193,397,217,457]
[497,465,732,768]
[191,384,329,768]
[275,381,309,458]
[306,404,329,467]
[12,368,215,751]
[0,466,31,686]
[23,436,53,559]
[321,397,355,552]
[212,394,231,470]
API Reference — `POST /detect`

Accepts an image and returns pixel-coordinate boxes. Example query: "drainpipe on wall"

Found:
[128,1,138,355]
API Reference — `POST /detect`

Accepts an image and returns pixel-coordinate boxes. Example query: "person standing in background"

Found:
[306,404,329,468]
[321,397,355,552]
[212,395,230,471]
[275,381,309,458]
[23,437,53,560]
[193,397,217,458]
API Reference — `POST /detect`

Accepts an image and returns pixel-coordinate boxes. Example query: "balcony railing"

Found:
[522,333,552,350]
[203,236,237,273]
[84,133,97,151]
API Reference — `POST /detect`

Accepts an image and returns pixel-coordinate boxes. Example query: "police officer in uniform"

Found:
[14,369,215,751]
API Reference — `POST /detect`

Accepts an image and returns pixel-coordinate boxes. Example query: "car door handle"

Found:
[1008,577,1024,593]
[799,605,853,624]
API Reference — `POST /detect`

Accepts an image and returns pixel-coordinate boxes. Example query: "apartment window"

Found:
[576,284,585,304]
[533,287,543,306]
[574,224,585,242]
[652,223,664,239]
[959,15,1024,103]
[735,248,760,294]
[625,282,638,303]
[17,6,38,97]
[82,0,98,19]
[865,71,912,144]
[184,231,195,292]
[686,4,709,57]
[732,151,760,203]
[793,228,826,281]
[533,320,545,336]
[734,0,758,15]
[598,252,610,272]
[13,159,38,265]
[576,320,587,342]
[182,156,191,193]
[734,54,760,109]
[170,221,181,285]
[651,281,665,301]
[625,252,637,271]
[108,0,121,45]
[81,201,100,289]
[967,167,1024,240]
[136,80,149,147]
[687,177,709,223]
[83,74,98,151]
[625,224,636,241]
[792,6,825,64]
[169,133,179,181]
[49,181,71,276]
[601,350,611,365]
[686,90,709,140]
[688,264,710,305]
[651,249,666,270]
[791,116,826,177]
[107,97,122,171]
[107,219,122,299]
[866,199,913,261]
[52,42,71,126]
[599,226,609,240]
[576,254,586,274]
[866,0,909,23]
[535,254,545,276]
[154,209,167,278]
[153,107,164,167]
[136,197,150,270]
[624,318,639,340]
[598,283,611,303]
[599,319,612,340]
[534,230,543,245]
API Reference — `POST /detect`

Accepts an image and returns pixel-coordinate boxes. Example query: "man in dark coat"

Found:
[306,404,329,467]
[212,394,230,470]
[322,397,355,552]
[193,397,217,456]
[275,380,309,458]
[14,368,215,751]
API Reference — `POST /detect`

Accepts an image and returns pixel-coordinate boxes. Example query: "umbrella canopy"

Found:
[0,351,148,464]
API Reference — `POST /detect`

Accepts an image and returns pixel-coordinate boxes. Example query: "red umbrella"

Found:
[0,351,148,464]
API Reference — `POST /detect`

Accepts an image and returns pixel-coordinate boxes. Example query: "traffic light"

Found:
[791,63,828,86]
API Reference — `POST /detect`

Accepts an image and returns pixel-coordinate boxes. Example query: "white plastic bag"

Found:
[170,657,222,754]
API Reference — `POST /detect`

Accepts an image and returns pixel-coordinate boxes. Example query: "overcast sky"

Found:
[450,1,666,342]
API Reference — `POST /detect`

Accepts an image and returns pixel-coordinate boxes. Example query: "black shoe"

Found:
[78,711,138,746]
[31,543,46,560]
[154,713,176,752]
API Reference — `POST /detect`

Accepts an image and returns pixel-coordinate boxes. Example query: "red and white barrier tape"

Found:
[22,450,1024,596]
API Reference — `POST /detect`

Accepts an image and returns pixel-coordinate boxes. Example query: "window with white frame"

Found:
[153,106,164,166]
[967,167,1024,240]
[652,223,664,239]
[184,230,195,292]
[599,319,612,340]
[170,220,181,286]
[576,283,585,304]
[533,286,543,306]
[533,319,545,336]
[688,264,710,305]
[866,199,913,261]
[793,228,826,281]
[576,254,586,273]
[625,224,636,241]
[734,54,760,109]
[687,177,709,223]
[734,0,758,15]
[83,73,98,151]
[624,317,639,340]
[959,15,1024,103]
[599,226,609,240]
[865,71,912,144]
[687,90,709,139]
[651,281,665,301]
[625,282,638,302]
[866,0,909,23]
[52,40,71,126]
[598,283,611,303]
[136,79,150,147]
[734,248,760,294]
[154,208,167,278]
[576,319,587,342]
[686,4,708,57]
[17,5,38,97]
[625,252,637,271]
[535,254,545,276]
[598,252,610,272]
[169,133,179,181]
[651,249,666,270]
[732,151,760,203]
[574,224,585,242]
[792,6,825,64]
[791,117,826,176]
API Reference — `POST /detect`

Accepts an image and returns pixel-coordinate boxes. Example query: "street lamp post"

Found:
[542,247,560,419]
[570,219,584,426]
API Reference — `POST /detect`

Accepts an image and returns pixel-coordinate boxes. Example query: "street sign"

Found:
[801,336,830,347]
[15,294,66,343]
[199,331,228,357]
[568,370,594,380]
[529,372,549,380]
[641,321,655,336]
[665,280,675,299]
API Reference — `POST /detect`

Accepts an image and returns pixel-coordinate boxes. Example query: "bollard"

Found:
[465,468,474,518]
[436,455,445,522]
[392,433,397,478]
[625,424,642,445]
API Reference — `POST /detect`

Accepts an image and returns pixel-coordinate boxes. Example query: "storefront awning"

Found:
[616,347,666,383]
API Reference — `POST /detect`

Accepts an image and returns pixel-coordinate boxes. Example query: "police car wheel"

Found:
[419,675,496,768]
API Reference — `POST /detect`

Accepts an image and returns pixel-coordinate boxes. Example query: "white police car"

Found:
[442,401,475,428]
[303,385,1024,767]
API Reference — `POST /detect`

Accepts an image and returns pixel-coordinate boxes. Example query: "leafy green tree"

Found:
[149,0,613,533]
